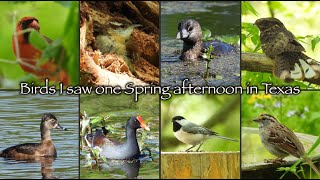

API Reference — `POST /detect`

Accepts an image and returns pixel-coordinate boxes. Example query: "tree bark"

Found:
[241,52,320,85]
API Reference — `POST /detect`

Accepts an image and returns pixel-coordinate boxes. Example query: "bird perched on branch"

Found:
[254,17,320,83]
[253,114,320,176]
[12,16,69,85]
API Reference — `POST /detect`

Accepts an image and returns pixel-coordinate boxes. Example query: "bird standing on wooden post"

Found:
[172,116,238,152]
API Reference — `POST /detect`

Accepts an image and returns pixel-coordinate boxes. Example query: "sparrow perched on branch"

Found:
[12,16,69,84]
[255,17,320,82]
[253,114,320,176]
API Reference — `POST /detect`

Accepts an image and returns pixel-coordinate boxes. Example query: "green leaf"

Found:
[29,30,49,51]
[101,156,108,163]
[311,37,320,51]
[216,35,239,45]
[55,1,72,7]
[242,22,260,36]
[63,1,79,84]
[202,45,215,61]
[306,136,320,156]
[216,75,223,79]
[242,33,247,46]
[242,1,259,16]
[91,148,100,157]
[202,28,212,41]
[90,116,104,125]
[41,39,64,64]
[251,35,260,45]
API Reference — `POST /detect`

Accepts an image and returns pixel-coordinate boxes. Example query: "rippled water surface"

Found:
[0,91,79,179]
[161,1,241,86]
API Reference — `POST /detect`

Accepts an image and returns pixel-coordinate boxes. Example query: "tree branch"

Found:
[241,52,320,86]
[241,52,274,73]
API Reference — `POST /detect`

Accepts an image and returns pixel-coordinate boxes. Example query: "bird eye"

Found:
[21,21,27,26]
[187,26,193,31]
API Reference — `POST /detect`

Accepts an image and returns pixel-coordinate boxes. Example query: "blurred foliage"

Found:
[242,91,320,135]
[161,94,240,152]
[0,1,79,88]
[242,1,320,88]
[202,27,240,46]
[242,71,310,89]
[80,94,159,119]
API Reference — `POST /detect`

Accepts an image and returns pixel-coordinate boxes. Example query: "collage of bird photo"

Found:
[0,1,319,179]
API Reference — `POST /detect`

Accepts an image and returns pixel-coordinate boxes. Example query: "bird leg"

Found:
[196,142,204,152]
[185,145,196,152]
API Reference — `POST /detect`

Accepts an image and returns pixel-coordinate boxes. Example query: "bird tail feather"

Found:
[214,135,238,142]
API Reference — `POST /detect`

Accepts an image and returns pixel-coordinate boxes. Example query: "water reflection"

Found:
[0,92,79,179]
[2,157,56,179]
[80,94,159,179]
[100,159,141,179]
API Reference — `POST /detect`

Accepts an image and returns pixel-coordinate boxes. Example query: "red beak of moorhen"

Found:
[136,116,150,131]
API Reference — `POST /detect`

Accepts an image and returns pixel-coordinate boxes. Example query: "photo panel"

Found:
[0,91,79,179]
[161,94,240,179]
[161,1,240,87]
[79,1,160,87]
[241,91,320,179]
[4,1,320,179]
[0,1,79,88]
[242,1,320,89]
[80,93,159,179]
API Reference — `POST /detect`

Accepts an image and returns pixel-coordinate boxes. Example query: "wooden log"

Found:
[161,152,240,179]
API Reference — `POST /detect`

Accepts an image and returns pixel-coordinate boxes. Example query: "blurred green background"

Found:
[161,94,240,152]
[242,92,320,135]
[0,1,79,87]
[242,1,320,88]
[242,91,320,173]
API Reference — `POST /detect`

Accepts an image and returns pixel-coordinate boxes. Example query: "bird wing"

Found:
[267,124,305,158]
[2,143,40,155]
[285,30,305,52]
[181,122,217,136]
[260,25,304,57]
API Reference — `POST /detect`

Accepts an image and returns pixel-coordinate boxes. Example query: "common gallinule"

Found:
[176,19,236,61]
[89,116,150,160]
[0,113,67,160]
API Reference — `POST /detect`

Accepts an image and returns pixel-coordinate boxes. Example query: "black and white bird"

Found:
[172,116,238,152]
